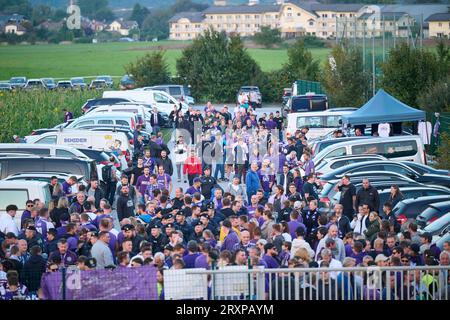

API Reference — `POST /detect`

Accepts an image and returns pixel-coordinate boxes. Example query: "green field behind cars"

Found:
[0,41,331,80]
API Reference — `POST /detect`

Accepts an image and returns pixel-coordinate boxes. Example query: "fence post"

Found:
[61,268,66,301]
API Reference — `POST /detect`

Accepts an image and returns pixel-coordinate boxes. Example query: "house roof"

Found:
[203,4,281,14]
[425,13,450,22]
[119,20,138,29]
[358,11,408,21]
[168,12,205,23]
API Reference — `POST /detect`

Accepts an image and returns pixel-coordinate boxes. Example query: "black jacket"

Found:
[156,157,174,176]
[22,255,46,292]
[86,186,105,209]
[150,112,164,127]
[355,185,380,212]
[337,215,352,238]
[278,172,294,189]
[117,194,135,221]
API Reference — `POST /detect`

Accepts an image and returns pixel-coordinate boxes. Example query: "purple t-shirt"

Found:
[145,183,159,199]
[186,186,201,195]
[258,169,275,193]
[136,174,151,195]
[157,174,172,191]
[194,254,209,269]
[183,253,201,269]
[288,220,306,240]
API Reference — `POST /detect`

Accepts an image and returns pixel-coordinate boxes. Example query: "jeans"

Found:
[214,163,225,180]
[153,125,160,135]
[176,163,185,181]
[105,181,117,207]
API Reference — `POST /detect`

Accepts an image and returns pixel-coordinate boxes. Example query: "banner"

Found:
[41,266,158,300]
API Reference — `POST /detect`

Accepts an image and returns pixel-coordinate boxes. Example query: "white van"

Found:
[86,104,151,128]
[65,112,140,132]
[0,143,90,159]
[312,135,426,167]
[286,109,356,139]
[0,181,51,226]
[26,129,132,157]
[102,90,189,114]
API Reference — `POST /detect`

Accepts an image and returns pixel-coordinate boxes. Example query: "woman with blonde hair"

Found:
[294,247,312,265]
[50,197,69,228]
[364,211,382,242]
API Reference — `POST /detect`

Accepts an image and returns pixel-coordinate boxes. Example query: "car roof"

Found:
[0,154,92,162]
[400,195,450,204]
[0,180,48,187]
[6,172,83,179]
[377,186,449,193]
[324,154,386,162]
[427,200,450,210]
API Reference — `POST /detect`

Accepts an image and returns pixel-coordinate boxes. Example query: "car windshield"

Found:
[424,214,450,233]
[71,78,84,84]
[42,78,54,84]
[97,76,111,81]
[11,78,25,84]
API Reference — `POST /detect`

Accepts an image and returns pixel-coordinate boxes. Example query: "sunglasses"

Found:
[50,268,58,272]
[27,205,33,207]
[401,260,409,263]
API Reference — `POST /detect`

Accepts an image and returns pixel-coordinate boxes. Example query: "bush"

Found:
[436,133,450,170]
[0,90,101,143]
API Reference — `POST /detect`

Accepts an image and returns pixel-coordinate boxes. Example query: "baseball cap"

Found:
[164,244,174,251]
[165,223,174,229]
[26,226,37,232]
[375,254,389,263]
[193,177,201,183]
[294,201,302,209]
[195,221,203,227]
[264,243,276,251]
[163,213,174,220]
[86,258,97,269]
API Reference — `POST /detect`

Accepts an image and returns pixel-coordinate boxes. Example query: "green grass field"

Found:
[0,41,331,80]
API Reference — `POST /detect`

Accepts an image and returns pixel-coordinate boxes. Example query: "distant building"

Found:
[426,13,450,38]
[108,19,138,36]
[39,20,64,32]
[4,22,26,36]
[168,1,450,40]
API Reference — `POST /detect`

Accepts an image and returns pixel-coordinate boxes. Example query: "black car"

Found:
[328,185,450,215]
[319,160,450,188]
[81,98,133,113]
[393,195,450,224]
[77,148,111,165]
[0,155,98,181]
[400,161,450,176]
[320,178,424,215]
[420,214,450,237]
[416,201,450,228]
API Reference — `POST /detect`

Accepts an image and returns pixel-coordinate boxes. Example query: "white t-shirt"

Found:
[378,123,390,137]
[418,121,432,145]
[0,213,19,236]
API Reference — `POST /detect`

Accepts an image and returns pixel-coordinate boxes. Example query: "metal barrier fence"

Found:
[164,266,450,301]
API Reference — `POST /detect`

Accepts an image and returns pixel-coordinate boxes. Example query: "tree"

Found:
[130,3,150,27]
[283,39,320,81]
[78,0,114,21]
[380,43,441,107]
[436,39,450,76]
[321,44,370,107]
[125,50,171,87]
[176,29,262,102]
[417,77,450,113]
[436,133,450,170]
[141,9,171,40]
[253,26,282,48]
[31,5,53,26]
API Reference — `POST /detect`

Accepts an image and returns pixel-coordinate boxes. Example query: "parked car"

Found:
[434,231,450,251]
[9,77,27,89]
[329,185,450,216]
[96,75,114,87]
[57,81,73,90]
[416,201,450,228]
[311,136,373,156]
[320,177,424,215]
[65,112,140,132]
[286,93,329,113]
[142,85,195,105]
[0,155,98,181]
[393,195,450,225]
[237,86,262,108]
[419,214,450,237]
[4,172,88,188]
[0,82,12,91]
[0,181,51,223]
[81,97,134,113]
[41,78,56,90]
[399,161,450,176]
[315,154,387,176]
[318,160,450,188]
[77,125,151,144]
[0,143,90,160]
[24,79,47,90]
[70,77,87,90]
[89,79,107,90]
[86,104,150,129]
[312,135,426,166]
[119,74,135,90]
[286,109,355,139]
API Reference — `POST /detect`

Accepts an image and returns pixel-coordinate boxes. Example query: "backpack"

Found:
[102,165,113,182]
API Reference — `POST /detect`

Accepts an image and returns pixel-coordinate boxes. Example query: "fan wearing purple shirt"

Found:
[183,240,201,269]
[156,166,173,195]
[220,220,240,252]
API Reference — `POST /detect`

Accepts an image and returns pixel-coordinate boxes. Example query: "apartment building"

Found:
[168,1,450,40]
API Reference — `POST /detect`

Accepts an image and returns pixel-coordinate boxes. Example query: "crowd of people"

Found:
[0,101,448,300]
